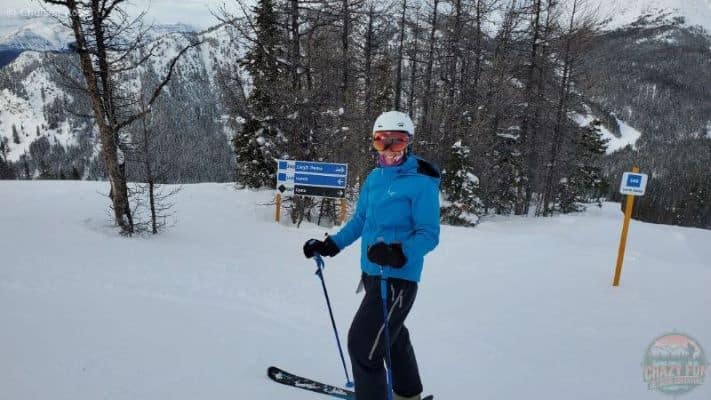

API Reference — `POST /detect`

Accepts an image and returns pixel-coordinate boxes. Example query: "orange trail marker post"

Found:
[275,193,282,223]
[339,198,348,225]
[613,166,648,287]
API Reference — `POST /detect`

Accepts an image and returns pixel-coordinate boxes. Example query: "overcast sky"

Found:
[1,0,237,31]
[2,0,710,35]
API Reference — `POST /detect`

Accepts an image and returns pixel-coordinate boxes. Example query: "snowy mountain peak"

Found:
[0,17,73,52]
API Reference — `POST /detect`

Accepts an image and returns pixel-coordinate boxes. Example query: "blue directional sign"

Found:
[276,159,349,198]
[294,173,346,188]
[294,185,345,198]
[294,161,347,176]
[278,160,347,176]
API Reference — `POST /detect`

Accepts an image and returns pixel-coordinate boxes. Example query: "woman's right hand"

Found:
[303,236,340,258]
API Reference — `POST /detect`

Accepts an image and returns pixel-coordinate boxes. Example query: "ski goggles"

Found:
[372,131,410,152]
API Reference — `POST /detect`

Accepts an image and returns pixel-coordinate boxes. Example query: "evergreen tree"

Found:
[556,122,608,213]
[233,0,286,188]
[0,139,15,179]
[233,119,278,188]
[485,126,524,215]
[0,158,13,179]
[71,166,82,180]
[242,0,285,118]
[0,137,7,161]
[38,160,53,180]
[20,154,31,180]
[12,124,20,145]
[441,140,483,226]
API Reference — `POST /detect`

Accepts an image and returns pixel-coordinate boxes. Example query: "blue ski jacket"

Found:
[330,155,440,282]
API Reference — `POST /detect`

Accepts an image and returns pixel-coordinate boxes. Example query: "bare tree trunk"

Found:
[47,0,195,234]
[420,0,439,142]
[407,7,421,116]
[447,0,463,106]
[471,0,484,101]
[524,0,556,215]
[541,0,579,215]
[62,0,133,234]
[341,0,350,106]
[364,3,375,120]
[138,104,158,233]
[290,0,301,91]
[394,0,407,110]
[515,0,543,215]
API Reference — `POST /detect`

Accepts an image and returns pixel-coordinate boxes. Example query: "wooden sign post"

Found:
[613,166,648,287]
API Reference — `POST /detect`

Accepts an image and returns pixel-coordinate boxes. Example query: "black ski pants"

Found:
[348,273,422,400]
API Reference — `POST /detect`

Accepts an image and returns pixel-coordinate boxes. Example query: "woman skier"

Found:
[303,111,441,400]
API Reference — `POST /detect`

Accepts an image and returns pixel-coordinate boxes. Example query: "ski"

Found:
[267,366,433,400]
[268,366,354,399]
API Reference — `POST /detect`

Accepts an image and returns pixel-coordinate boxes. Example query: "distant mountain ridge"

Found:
[0,17,199,68]
[0,17,74,54]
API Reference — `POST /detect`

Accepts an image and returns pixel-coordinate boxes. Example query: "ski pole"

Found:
[379,265,394,400]
[313,253,354,388]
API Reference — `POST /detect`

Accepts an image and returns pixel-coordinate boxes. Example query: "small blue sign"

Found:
[627,174,642,188]
[619,171,648,196]
[294,161,347,176]
[293,173,346,188]
[278,161,289,170]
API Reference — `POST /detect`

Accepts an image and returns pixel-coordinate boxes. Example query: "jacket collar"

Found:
[377,154,418,175]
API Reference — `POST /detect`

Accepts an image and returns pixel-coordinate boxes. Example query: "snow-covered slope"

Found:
[0,21,244,165]
[572,113,643,154]
[0,51,79,161]
[599,0,711,32]
[1,181,709,400]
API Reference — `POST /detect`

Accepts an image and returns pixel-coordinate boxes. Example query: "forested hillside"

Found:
[0,1,709,228]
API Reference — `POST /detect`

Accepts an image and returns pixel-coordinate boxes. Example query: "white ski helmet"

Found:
[372,111,415,137]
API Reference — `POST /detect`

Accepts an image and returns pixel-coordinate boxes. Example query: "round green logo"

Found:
[642,333,708,395]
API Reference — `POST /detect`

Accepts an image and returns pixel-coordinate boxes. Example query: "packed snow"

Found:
[0,181,709,400]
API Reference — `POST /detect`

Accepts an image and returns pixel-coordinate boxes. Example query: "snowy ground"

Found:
[1,181,709,400]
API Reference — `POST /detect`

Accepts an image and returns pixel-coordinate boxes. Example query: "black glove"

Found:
[367,242,407,268]
[303,236,340,258]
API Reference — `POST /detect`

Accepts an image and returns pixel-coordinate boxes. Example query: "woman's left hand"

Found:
[367,242,407,268]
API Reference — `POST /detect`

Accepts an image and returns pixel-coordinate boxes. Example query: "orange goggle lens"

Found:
[373,131,410,152]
